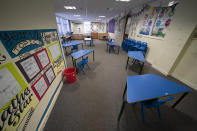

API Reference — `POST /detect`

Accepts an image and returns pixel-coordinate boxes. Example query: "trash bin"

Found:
[64,67,76,83]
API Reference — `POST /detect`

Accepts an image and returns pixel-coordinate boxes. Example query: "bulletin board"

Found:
[0,29,65,131]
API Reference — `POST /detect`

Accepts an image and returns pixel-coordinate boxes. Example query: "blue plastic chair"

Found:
[139,96,174,123]
[134,41,142,51]
[139,42,148,56]
[128,39,136,51]
[77,56,91,74]
[71,45,78,53]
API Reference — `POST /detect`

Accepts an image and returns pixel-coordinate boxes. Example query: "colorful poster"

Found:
[16,55,41,83]
[52,56,64,75]
[45,67,56,85]
[31,75,49,100]
[34,48,50,70]
[46,42,61,63]
[0,63,39,131]
[151,8,174,38]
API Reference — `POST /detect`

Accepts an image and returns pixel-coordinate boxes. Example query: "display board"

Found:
[128,4,177,39]
[0,29,65,131]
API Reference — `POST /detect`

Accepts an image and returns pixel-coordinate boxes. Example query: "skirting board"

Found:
[146,60,169,76]
[170,73,197,91]
[36,78,64,131]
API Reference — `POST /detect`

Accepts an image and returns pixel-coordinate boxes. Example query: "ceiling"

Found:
[54,0,170,23]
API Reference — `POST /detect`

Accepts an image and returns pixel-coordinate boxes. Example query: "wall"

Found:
[72,22,84,34]
[108,16,126,45]
[128,0,197,78]
[171,38,197,90]
[0,0,66,131]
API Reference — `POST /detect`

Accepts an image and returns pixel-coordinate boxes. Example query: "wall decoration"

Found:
[46,42,61,63]
[151,7,174,38]
[31,75,49,100]
[45,66,56,85]
[0,63,39,131]
[16,55,41,83]
[41,31,59,45]
[0,53,6,65]
[0,30,44,58]
[52,56,64,75]
[34,48,50,70]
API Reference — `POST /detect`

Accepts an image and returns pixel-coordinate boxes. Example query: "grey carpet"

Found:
[44,40,197,131]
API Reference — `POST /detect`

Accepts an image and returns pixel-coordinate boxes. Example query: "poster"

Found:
[41,31,59,45]
[31,75,49,100]
[0,67,21,109]
[0,30,44,58]
[0,63,39,131]
[52,56,65,75]
[46,42,61,62]
[16,55,41,83]
[151,8,174,37]
[45,67,55,85]
[34,48,50,70]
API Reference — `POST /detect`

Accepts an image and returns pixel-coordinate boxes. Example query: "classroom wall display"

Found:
[15,55,41,83]
[44,66,55,85]
[34,48,50,70]
[128,4,177,38]
[46,42,61,63]
[0,29,65,131]
[31,75,49,100]
[0,63,39,131]
[91,23,105,33]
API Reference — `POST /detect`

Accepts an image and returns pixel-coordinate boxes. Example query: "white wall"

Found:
[0,0,65,131]
[171,39,197,90]
[72,23,84,34]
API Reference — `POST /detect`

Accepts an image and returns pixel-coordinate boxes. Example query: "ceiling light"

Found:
[115,0,130,2]
[64,6,76,10]
[168,1,174,6]
[96,19,101,20]
[74,15,80,17]
[99,16,105,18]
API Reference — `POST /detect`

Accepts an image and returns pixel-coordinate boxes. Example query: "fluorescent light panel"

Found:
[64,6,76,10]
[116,0,130,2]
[99,16,105,17]
[74,15,80,17]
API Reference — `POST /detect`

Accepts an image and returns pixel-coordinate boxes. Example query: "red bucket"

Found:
[64,67,76,83]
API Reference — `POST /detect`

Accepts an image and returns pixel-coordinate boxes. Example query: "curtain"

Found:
[108,19,115,33]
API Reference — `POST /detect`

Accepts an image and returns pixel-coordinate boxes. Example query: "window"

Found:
[84,22,91,34]
[56,16,71,36]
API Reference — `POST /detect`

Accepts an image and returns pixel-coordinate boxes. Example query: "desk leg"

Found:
[65,47,68,56]
[72,57,75,67]
[93,51,95,61]
[126,57,129,70]
[118,46,120,54]
[118,83,127,121]
[172,92,188,108]
[82,43,84,49]
[139,62,144,74]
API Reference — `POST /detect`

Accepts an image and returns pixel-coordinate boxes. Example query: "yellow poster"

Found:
[0,63,39,131]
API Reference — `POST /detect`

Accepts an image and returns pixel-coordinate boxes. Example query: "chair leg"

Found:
[79,65,86,74]
[141,103,146,123]
[157,107,161,120]
[86,64,91,70]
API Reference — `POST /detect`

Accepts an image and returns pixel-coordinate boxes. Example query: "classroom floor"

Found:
[44,40,197,131]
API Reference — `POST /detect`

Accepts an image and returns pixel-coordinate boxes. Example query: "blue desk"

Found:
[126,51,145,74]
[118,74,191,121]
[106,42,120,54]
[71,49,94,67]
[62,41,83,55]
[84,38,94,46]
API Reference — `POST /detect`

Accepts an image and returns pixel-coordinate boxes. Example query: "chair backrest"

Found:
[141,42,148,47]
[82,56,88,64]
[131,39,136,45]
[136,41,142,47]
[72,45,78,49]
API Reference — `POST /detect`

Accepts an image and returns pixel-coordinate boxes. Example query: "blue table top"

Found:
[128,51,145,62]
[127,74,191,103]
[108,41,120,46]
[71,49,93,60]
[62,41,82,47]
